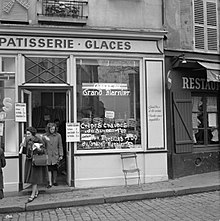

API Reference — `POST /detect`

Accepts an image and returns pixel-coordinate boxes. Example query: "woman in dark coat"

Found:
[0,147,6,199]
[20,127,48,202]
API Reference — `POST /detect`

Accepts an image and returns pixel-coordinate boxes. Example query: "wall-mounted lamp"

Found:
[171,53,187,67]
[181,54,187,64]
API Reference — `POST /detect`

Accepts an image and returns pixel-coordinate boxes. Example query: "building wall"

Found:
[87,0,163,29]
[0,0,167,191]
[164,0,193,50]
[1,0,163,30]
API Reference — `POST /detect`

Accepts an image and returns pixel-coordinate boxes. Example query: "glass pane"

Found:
[208,113,217,127]
[25,57,67,83]
[194,129,204,145]
[0,57,15,82]
[76,59,141,150]
[0,87,15,152]
[192,96,202,112]
[2,57,15,72]
[207,97,217,112]
[210,128,219,144]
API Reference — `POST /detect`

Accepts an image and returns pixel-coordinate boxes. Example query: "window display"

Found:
[192,95,219,146]
[76,59,141,150]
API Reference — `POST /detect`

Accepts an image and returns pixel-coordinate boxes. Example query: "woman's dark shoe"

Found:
[47,184,52,188]
[53,182,58,186]
[27,196,35,203]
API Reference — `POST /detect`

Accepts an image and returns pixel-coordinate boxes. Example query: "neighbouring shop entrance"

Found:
[20,87,72,189]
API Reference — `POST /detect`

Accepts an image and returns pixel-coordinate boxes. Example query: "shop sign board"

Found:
[66,123,80,142]
[0,36,160,54]
[15,103,26,122]
[146,60,165,149]
[105,111,115,119]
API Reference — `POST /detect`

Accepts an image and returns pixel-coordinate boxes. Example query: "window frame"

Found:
[75,57,143,153]
[193,0,219,53]
[192,92,220,149]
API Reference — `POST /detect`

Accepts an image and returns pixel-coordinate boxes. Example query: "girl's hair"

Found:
[45,122,57,133]
[26,127,37,136]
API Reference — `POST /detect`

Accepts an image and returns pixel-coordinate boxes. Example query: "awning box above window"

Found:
[198,62,220,82]
[172,58,220,82]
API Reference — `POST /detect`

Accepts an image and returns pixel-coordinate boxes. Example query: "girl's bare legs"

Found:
[53,170,58,185]
[48,171,52,186]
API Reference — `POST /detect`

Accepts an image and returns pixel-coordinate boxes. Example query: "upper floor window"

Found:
[193,0,219,52]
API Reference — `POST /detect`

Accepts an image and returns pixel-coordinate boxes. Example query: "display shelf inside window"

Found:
[78,117,141,150]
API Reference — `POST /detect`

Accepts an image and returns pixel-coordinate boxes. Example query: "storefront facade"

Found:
[0,27,167,192]
[166,54,220,178]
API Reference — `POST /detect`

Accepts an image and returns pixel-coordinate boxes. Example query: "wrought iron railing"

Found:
[41,0,88,19]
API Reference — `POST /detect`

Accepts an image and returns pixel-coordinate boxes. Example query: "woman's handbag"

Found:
[32,154,48,166]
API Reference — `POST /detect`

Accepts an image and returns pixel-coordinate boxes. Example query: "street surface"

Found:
[0,191,219,221]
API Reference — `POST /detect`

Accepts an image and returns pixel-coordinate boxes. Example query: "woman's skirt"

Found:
[24,159,48,184]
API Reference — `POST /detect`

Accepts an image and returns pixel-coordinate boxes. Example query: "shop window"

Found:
[0,57,16,153]
[25,57,67,84]
[76,59,141,151]
[192,95,219,146]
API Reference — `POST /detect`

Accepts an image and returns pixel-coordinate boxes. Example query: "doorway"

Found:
[20,87,72,187]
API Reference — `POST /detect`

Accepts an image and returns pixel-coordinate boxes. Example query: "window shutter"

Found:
[194,0,205,50]
[193,0,218,52]
[206,1,218,50]
[173,92,193,153]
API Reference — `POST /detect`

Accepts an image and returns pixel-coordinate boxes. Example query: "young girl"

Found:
[42,123,63,188]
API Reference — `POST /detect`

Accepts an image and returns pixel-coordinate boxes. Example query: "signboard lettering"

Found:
[15,103,26,122]
[182,77,220,90]
[0,36,159,53]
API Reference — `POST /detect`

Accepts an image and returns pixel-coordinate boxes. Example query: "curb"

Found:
[0,185,219,214]
[26,197,105,211]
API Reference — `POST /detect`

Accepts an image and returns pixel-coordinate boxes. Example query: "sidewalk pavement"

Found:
[0,171,219,214]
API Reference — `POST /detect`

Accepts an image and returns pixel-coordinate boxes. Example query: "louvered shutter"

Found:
[194,0,218,52]
[173,92,193,153]
[206,1,218,50]
[194,0,205,50]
